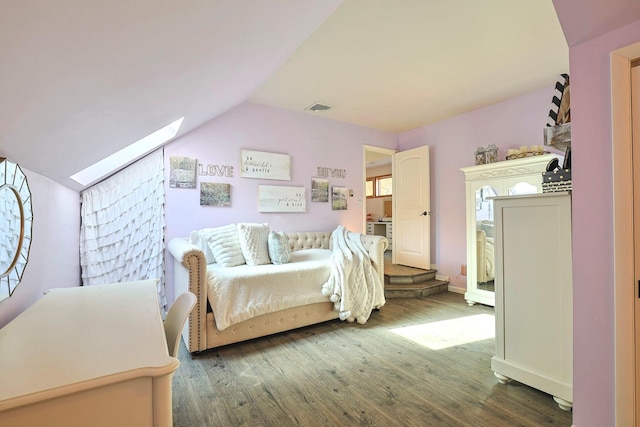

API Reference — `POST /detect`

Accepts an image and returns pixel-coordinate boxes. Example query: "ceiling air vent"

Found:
[305,102,333,112]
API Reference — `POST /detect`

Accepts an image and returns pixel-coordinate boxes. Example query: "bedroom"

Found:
[0,1,639,426]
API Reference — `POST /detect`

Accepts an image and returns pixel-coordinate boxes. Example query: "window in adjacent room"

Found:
[367,174,392,198]
[366,178,374,197]
[377,175,392,196]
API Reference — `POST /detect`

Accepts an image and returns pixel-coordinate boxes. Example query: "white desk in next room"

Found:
[366,221,393,250]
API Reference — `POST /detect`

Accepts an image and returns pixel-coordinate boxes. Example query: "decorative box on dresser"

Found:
[460,154,558,307]
[491,192,573,411]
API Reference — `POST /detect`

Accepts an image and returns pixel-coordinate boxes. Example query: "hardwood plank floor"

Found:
[172,292,572,426]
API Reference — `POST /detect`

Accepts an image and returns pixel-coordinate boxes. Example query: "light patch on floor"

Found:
[390,313,495,350]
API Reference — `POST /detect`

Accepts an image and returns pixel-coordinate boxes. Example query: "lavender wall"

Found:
[567,20,640,427]
[164,102,397,300]
[398,86,557,289]
[0,169,80,328]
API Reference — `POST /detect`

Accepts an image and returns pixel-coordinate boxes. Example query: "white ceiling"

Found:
[250,0,568,133]
[1,0,611,192]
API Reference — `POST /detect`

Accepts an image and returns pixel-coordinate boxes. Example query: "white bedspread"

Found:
[207,249,332,331]
[321,225,385,323]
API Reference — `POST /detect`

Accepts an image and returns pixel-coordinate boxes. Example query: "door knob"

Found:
[420,211,430,216]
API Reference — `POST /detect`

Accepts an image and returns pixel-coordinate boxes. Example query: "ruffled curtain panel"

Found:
[80,149,166,314]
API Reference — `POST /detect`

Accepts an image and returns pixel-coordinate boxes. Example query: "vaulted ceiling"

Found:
[2,1,638,192]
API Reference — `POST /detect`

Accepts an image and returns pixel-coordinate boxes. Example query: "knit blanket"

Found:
[321,225,385,323]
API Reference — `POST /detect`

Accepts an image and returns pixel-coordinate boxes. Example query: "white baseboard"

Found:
[447,285,466,294]
[435,274,449,282]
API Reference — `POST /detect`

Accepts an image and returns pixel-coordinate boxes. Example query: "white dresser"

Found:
[0,281,178,426]
[460,154,557,306]
[491,192,573,410]
[366,221,392,250]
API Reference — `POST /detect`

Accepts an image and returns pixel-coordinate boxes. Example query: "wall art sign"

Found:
[316,166,346,179]
[198,163,234,177]
[331,186,348,211]
[200,183,231,207]
[241,150,291,180]
[311,177,329,202]
[258,185,306,212]
[169,156,197,188]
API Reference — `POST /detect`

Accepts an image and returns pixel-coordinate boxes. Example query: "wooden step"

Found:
[384,279,449,299]
[385,269,436,285]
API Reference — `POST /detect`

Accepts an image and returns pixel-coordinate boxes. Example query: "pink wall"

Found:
[566,19,640,427]
[164,102,397,299]
[398,86,558,288]
[0,169,80,328]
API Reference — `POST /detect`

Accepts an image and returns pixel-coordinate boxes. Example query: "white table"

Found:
[0,280,178,426]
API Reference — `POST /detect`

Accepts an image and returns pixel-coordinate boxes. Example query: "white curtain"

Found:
[80,149,166,314]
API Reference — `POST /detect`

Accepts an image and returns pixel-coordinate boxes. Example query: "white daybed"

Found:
[168,228,388,354]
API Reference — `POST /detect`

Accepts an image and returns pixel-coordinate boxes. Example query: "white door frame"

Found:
[611,43,640,427]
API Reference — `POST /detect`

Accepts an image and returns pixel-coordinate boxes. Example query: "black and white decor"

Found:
[546,73,570,127]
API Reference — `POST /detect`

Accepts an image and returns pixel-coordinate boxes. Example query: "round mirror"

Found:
[0,158,32,301]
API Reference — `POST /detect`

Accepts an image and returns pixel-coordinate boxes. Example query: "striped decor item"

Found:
[547,73,569,127]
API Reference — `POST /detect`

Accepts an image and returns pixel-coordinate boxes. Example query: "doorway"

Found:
[363,144,431,271]
[363,145,395,254]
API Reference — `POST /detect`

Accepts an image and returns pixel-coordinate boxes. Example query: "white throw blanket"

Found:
[322,225,385,323]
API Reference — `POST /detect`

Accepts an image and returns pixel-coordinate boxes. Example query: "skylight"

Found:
[70,117,184,186]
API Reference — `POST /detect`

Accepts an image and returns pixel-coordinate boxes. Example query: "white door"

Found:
[392,145,431,269]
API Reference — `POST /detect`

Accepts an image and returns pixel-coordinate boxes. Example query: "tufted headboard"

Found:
[285,231,332,251]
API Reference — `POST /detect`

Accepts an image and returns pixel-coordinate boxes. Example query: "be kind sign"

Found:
[241,150,291,181]
[258,185,306,212]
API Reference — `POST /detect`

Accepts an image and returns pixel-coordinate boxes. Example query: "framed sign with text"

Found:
[241,150,290,180]
[258,185,306,212]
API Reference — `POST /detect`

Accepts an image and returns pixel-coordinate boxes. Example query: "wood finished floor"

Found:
[172,292,572,427]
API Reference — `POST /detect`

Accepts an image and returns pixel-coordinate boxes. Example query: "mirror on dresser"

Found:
[475,185,497,293]
[461,154,557,307]
[0,158,33,302]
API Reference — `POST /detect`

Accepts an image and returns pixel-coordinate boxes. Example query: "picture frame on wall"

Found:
[331,186,348,210]
[240,150,291,180]
[311,177,329,202]
[169,156,197,188]
[200,182,231,207]
[258,185,306,212]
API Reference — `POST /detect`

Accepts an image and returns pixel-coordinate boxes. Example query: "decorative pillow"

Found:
[268,230,291,265]
[203,224,246,268]
[237,223,271,266]
[195,229,217,264]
